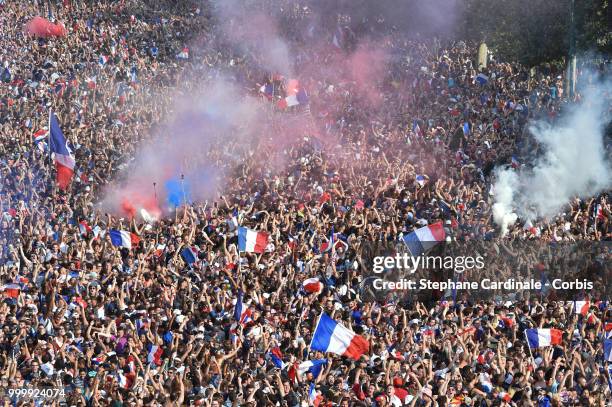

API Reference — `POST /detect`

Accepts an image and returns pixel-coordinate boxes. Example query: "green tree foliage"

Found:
[463,0,610,66]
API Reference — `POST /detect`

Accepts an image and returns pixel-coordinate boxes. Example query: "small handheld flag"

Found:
[181,247,198,265]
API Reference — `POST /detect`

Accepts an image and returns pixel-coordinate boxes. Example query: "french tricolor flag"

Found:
[523,220,541,237]
[302,277,323,295]
[402,223,446,256]
[238,226,269,253]
[310,313,369,360]
[259,83,274,99]
[309,383,323,406]
[298,359,328,377]
[147,344,163,366]
[117,372,131,389]
[412,120,422,136]
[177,47,189,59]
[109,229,140,249]
[479,373,493,393]
[1,284,21,299]
[498,392,512,402]
[79,220,92,236]
[573,300,590,316]
[234,290,252,326]
[33,129,48,152]
[269,347,285,369]
[33,129,47,143]
[181,246,198,265]
[277,88,308,109]
[525,328,562,348]
[49,111,75,190]
[594,204,605,220]
[511,156,520,169]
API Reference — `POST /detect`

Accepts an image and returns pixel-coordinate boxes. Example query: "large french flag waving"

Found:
[525,328,562,348]
[402,223,445,256]
[310,313,369,360]
[109,229,140,249]
[49,111,75,190]
[238,226,269,253]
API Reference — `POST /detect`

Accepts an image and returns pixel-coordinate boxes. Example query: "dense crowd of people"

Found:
[0,0,610,406]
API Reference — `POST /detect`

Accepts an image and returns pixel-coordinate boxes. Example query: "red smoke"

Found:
[346,41,389,107]
[24,17,67,38]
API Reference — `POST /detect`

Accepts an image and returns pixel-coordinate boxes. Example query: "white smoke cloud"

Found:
[493,78,611,234]
[492,169,519,236]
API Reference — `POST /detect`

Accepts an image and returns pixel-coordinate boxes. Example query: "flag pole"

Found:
[48,109,52,165]
[180,173,187,209]
[153,182,158,205]
[524,330,536,368]
[237,246,242,284]
[307,312,324,355]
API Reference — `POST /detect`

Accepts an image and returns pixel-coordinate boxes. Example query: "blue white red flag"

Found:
[277,88,308,109]
[259,83,274,99]
[412,120,422,136]
[234,290,252,326]
[511,156,520,169]
[402,223,445,256]
[147,344,163,366]
[269,347,285,369]
[310,313,369,360]
[181,246,198,265]
[49,111,75,190]
[177,47,189,59]
[525,328,562,348]
[109,229,140,249]
[309,383,323,406]
[238,226,268,253]
[79,220,92,236]
[298,359,328,378]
